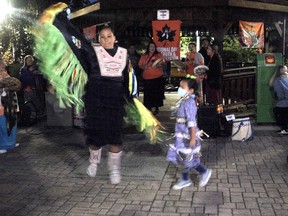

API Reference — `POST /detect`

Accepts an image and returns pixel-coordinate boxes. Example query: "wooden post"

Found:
[283,15,286,59]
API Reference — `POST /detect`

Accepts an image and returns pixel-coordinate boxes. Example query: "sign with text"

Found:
[157,9,169,20]
[152,20,181,61]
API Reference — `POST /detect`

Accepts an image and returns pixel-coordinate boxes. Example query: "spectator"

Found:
[205,44,223,105]
[273,65,288,134]
[185,42,204,75]
[128,44,142,91]
[199,38,211,66]
[138,42,165,115]
[19,55,38,101]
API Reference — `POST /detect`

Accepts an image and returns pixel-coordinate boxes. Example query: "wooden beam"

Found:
[70,2,100,19]
[228,0,288,13]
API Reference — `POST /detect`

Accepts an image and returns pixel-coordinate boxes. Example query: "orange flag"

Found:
[152,20,181,61]
[239,21,264,48]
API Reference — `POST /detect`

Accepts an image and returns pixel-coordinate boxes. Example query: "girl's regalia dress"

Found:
[166,95,201,168]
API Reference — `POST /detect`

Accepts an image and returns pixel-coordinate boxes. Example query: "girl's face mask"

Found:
[177,87,187,98]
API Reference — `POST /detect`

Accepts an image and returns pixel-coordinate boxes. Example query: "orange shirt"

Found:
[186,52,204,75]
[138,53,163,80]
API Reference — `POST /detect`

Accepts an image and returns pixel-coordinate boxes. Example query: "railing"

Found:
[222,66,256,104]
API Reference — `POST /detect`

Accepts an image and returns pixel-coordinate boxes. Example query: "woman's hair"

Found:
[145,41,159,55]
[208,44,222,61]
[23,55,34,67]
[188,42,196,47]
[209,44,219,53]
[275,65,286,77]
[98,25,115,35]
[182,78,198,92]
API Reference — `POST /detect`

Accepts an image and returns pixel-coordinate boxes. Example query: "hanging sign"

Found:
[152,20,181,61]
[157,9,170,20]
[239,21,264,48]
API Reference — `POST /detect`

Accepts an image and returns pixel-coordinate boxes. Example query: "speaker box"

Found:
[45,92,73,127]
[197,105,218,137]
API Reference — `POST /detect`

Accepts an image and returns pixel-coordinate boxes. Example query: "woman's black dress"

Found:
[84,47,128,147]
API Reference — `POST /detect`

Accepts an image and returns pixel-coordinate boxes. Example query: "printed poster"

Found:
[152,20,181,61]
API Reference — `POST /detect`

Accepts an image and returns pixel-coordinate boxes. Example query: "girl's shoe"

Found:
[0,149,7,154]
[172,179,192,190]
[199,169,212,187]
[278,130,288,135]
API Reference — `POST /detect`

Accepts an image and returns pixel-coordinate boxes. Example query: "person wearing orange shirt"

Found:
[138,42,165,115]
[186,42,204,75]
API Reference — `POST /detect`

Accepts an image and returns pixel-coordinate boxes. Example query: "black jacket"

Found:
[206,54,223,90]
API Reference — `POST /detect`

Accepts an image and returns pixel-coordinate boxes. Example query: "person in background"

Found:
[205,44,223,105]
[198,38,210,66]
[19,55,37,101]
[128,44,142,91]
[138,42,165,115]
[273,65,288,134]
[0,59,20,154]
[186,42,204,75]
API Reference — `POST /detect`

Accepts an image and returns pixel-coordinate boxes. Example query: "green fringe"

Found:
[33,23,87,113]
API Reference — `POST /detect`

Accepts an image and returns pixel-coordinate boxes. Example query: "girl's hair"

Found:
[275,65,286,77]
[145,41,159,55]
[182,78,198,92]
[23,55,34,67]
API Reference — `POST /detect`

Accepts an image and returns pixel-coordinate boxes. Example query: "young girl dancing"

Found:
[167,77,212,190]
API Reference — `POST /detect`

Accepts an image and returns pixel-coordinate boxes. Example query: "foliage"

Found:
[0,0,39,66]
[222,35,257,64]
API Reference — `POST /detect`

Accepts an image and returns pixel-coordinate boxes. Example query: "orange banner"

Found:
[239,21,264,48]
[152,20,181,61]
[83,25,97,40]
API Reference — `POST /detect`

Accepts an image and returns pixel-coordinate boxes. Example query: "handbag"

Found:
[231,117,253,141]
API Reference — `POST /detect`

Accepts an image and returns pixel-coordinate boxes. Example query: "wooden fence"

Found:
[222,66,256,104]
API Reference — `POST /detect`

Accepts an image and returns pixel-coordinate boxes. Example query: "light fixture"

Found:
[0,0,13,23]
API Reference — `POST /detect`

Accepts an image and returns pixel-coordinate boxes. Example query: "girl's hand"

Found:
[189,139,196,147]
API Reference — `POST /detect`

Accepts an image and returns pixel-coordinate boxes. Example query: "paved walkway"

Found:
[0,93,288,216]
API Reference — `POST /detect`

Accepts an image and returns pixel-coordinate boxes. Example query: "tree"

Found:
[222,35,257,65]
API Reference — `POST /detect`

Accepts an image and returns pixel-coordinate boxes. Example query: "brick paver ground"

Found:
[0,93,288,216]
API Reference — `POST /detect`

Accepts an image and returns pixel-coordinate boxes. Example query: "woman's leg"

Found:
[108,144,122,184]
[87,144,102,177]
